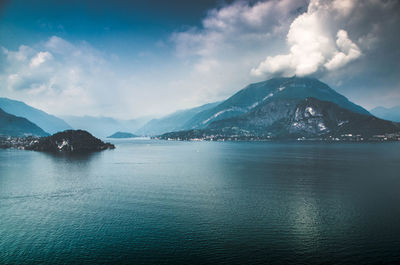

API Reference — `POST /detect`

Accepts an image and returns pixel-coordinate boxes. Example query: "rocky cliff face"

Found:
[26,130,115,152]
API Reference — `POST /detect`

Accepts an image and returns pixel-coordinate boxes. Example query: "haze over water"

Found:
[1,140,400,264]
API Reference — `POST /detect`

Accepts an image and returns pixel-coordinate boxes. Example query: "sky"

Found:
[0,0,399,119]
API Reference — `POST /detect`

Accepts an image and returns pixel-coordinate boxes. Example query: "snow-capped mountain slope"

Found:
[182,76,370,130]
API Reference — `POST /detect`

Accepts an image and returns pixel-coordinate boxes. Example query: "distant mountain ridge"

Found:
[107,132,138,138]
[62,115,150,138]
[0,108,49,137]
[136,101,220,136]
[370,105,400,122]
[0,98,71,134]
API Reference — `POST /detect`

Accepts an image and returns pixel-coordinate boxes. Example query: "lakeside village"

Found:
[0,136,39,149]
[156,132,400,142]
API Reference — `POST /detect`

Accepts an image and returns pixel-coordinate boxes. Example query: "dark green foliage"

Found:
[27,130,115,152]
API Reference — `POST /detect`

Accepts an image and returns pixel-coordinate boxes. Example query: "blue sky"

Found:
[0,0,399,118]
[1,0,220,47]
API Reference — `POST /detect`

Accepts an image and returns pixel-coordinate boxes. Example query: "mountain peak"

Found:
[182,76,369,130]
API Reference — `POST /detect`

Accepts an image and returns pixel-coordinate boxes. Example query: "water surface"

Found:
[1,140,400,264]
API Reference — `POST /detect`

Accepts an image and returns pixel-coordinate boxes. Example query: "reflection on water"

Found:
[1,141,400,264]
[42,150,103,179]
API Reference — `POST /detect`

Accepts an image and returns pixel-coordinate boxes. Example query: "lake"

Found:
[1,140,400,264]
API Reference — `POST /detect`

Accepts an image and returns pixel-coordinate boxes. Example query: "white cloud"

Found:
[332,0,356,17]
[170,0,307,101]
[2,45,34,62]
[173,0,306,58]
[251,0,363,77]
[0,35,222,118]
[0,36,118,116]
[30,51,53,67]
[324,30,362,70]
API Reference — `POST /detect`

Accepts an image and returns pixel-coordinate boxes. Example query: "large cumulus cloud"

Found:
[251,0,363,76]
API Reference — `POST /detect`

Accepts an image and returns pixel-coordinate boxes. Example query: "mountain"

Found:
[160,97,400,141]
[136,101,220,136]
[211,97,399,137]
[62,115,150,138]
[370,105,400,122]
[157,77,400,141]
[181,77,370,130]
[0,108,49,137]
[107,132,138,138]
[0,97,71,134]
